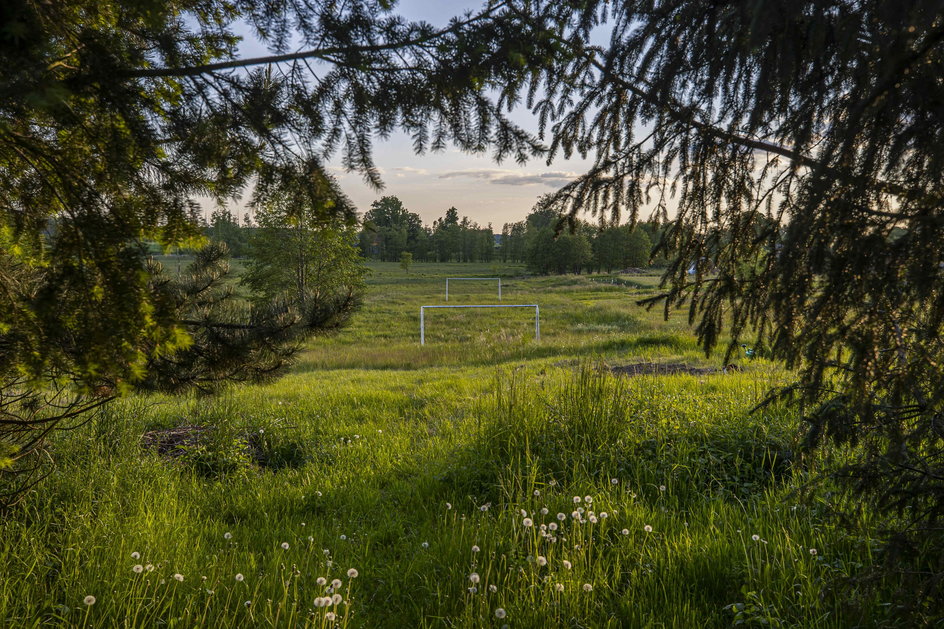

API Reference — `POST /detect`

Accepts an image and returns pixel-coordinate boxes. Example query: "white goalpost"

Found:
[445,277,501,301]
[420,304,539,345]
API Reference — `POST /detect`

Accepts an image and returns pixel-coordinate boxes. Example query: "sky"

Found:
[218,0,598,228]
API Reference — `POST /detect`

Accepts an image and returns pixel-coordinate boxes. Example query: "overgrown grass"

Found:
[0,262,915,626]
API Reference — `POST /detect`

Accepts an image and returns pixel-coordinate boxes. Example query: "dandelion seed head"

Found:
[83,595,96,606]
[611,478,619,485]
[488,584,498,593]
[522,518,533,527]
[549,522,558,531]
[752,534,760,542]
[131,551,140,560]
[557,512,566,521]
[332,593,343,605]
[173,573,184,582]
[346,568,358,578]
[469,572,480,583]
[495,608,507,619]
[533,489,540,496]
[281,542,290,550]
[446,502,452,510]
[810,548,818,556]
[132,564,143,574]
[563,560,572,570]
[244,600,251,607]
[540,507,549,515]
[235,573,244,582]
[325,612,337,621]
[331,578,342,589]
[224,532,232,540]
[472,545,480,553]
[621,528,630,535]
[659,485,666,492]
[584,496,592,504]
[537,556,547,566]
[583,583,593,592]
[317,577,327,586]
[589,516,598,524]
[644,525,653,533]
[600,512,608,518]
[573,496,581,504]
[555,583,564,592]
[339,535,346,541]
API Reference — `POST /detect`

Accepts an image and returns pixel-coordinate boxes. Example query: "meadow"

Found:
[0,262,906,627]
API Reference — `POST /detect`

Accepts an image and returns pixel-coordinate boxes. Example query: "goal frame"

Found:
[419,304,539,345]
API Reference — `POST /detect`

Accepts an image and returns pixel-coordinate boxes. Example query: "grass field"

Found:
[0,262,907,627]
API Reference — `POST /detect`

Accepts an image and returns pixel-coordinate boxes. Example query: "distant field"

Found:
[0,262,901,627]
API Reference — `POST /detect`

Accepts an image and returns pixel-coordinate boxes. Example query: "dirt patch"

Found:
[141,425,210,460]
[610,362,741,377]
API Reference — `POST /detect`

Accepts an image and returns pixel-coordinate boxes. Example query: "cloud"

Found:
[391,166,429,177]
[438,169,579,187]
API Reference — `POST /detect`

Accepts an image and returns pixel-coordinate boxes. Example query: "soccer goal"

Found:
[445,277,501,301]
[419,304,539,345]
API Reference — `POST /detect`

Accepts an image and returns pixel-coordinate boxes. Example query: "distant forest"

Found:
[204,195,668,274]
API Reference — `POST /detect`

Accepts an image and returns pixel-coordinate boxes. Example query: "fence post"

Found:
[535,304,540,341]
[420,307,425,345]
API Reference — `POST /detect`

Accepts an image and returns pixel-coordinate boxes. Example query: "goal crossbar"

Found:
[445,277,501,301]
[420,304,539,345]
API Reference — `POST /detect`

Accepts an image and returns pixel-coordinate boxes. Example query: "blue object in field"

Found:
[741,343,755,359]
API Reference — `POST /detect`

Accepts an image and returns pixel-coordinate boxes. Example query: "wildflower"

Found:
[468,586,477,594]
[331,593,343,605]
[521,509,528,517]
[420,541,429,549]
[809,548,818,556]
[326,560,333,567]
[600,512,608,519]
[495,608,507,619]
[577,507,585,514]
[584,496,592,504]
[611,478,619,485]
[315,491,323,497]
[83,595,96,606]
[339,535,347,541]
[314,597,327,607]
[533,489,541,497]
[643,525,653,533]
[540,507,549,515]
[308,536,314,543]
[317,577,327,586]
[331,578,342,589]
[537,556,548,566]
[472,545,480,553]
[557,513,566,521]
[235,574,244,582]
[244,600,251,607]
[573,496,581,504]
[469,572,480,584]
[555,583,565,592]
[562,560,572,570]
[489,584,498,593]
[131,551,140,560]
[281,542,290,550]
[173,574,184,582]
[480,505,489,512]
[347,568,358,578]
[145,564,154,572]
[751,534,760,542]
[589,516,598,524]
[132,564,143,574]
[446,502,452,510]
[583,583,593,592]
[571,511,580,519]
[549,522,558,531]
[325,612,336,621]
[621,528,629,536]
[659,485,666,492]
[224,532,232,540]
[523,518,533,527]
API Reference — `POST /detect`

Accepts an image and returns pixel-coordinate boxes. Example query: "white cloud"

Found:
[438,169,579,187]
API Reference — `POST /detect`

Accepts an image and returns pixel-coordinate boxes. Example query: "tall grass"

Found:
[0,264,908,626]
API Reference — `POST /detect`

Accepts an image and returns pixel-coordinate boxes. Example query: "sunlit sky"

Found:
[222,0,597,228]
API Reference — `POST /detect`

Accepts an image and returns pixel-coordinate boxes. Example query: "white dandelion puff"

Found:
[83,595,96,606]
[339,535,346,541]
[489,584,498,593]
[600,512,608,519]
[611,478,619,485]
[224,532,232,540]
[573,496,581,504]
[235,573,244,582]
[533,489,540,497]
[331,593,343,605]
[472,545,480,553]
[752,534,760,542]
[173,574,184,582]
[281,542,290,550]
[132,564,143,574]
[644,525,653,533]
[469,572,480,584]
[583,583,593,592]
[557,513,566,521]
[584,496,592,504]
[659,485,666,492]
[316,577,327,586]
[131,552,140,560]
[331,578,342,589]
[325,612,336,621]
[549,522,558,531]
[809,548,818,556]
[555,583,565,592]
[346,568,358,578]
[621,528,630,535]
[495,608,507,619]
[562,560,572,570]
[522,518,533,527]
[537,556,547,566]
